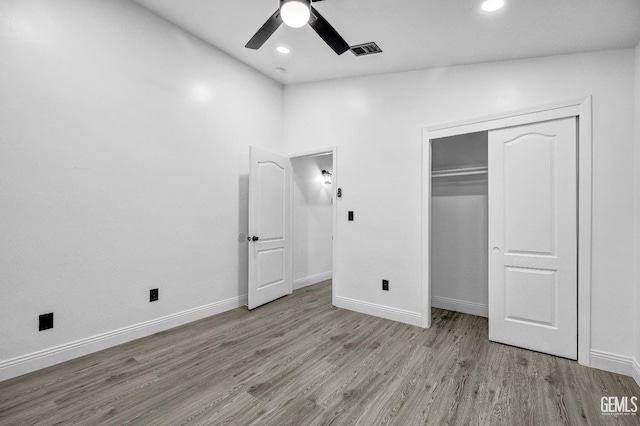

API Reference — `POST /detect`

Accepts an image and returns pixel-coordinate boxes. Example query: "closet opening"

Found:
[431,131,489,318]
[421,98,592,364]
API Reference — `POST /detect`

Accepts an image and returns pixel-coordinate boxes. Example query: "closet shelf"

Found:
[432,165,488,178]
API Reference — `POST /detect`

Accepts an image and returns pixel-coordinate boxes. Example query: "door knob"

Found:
[252,236,259,242]
[493,247,500,253]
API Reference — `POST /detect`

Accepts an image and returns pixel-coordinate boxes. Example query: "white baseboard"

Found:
[432,295,488,318]
[0,295,247,383]
[293,271,332,291]
[334,296,422,327]
[632,359,640,387]
[589,350,635,377]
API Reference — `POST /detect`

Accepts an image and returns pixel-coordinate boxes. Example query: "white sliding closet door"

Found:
[488,117,577,359]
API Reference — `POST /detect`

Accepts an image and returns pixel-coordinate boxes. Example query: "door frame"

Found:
[289,146,338,306]
[421,97,592,366]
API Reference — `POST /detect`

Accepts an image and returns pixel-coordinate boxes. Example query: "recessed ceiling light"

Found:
[481,0,504,12]
[276,46,291,55]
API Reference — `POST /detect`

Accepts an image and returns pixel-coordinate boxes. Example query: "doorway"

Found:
[247,146,337,310]
[431,131,489,318]
[290,149,335,296]
[421,98,593,366]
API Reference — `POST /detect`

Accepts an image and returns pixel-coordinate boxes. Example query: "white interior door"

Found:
[488,117,577,359]
[248,146,291,310]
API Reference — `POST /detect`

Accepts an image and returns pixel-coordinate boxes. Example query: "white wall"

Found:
[283,49,636,360]
[431,133,488,317]
[0,0,282,377]
[291,155,333,289]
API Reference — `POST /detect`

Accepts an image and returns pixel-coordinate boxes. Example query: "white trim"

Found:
[289,146,335,159]
[424,100,583,137]
[331,149,338,307]
[632,359,640,387]
[577,97,593,366]
[0,295,247,383]
[432,296,488,318]
[293,271,332,290]
[334,296,422,327]
[421,132,432,328]
[421,97,593,368]
[589,350,635,376]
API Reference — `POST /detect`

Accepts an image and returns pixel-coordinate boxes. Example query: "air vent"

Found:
[350,42,382,56]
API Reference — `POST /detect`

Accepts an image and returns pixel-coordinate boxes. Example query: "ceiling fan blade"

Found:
[245,9,282,50]
[309,6,350,55]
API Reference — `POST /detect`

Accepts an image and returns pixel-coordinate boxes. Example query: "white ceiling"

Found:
[134,0,640,84]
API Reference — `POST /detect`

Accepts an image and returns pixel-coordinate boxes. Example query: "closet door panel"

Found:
[503,135,555,256]
[488,117,577,360]
[504,266,556,327]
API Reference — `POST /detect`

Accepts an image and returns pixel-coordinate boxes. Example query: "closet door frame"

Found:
[421,97,592,367]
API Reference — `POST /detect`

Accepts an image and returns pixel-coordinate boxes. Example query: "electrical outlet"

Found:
[150,288,159,302]
[39,313,54,331]
[382,280,389,291]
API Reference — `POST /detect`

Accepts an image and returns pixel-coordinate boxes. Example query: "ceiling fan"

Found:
[245,0,350,55]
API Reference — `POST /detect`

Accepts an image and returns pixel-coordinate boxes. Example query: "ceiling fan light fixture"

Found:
[481,0,504,12]
[280,0,311,28]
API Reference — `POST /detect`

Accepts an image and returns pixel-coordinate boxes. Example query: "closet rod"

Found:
[432,165,488,178]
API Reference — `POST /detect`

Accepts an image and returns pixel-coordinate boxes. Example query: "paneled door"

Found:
[248,146,292,310]
[488,117,577,359]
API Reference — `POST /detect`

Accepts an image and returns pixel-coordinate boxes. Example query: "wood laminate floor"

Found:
[1,281,639,425]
